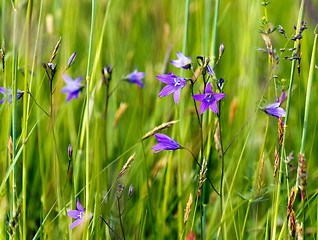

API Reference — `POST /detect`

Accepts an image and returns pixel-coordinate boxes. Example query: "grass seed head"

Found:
[298,153,307,200]
[114,102,128,127]
[288,210,296,238]
[273,147,279,183]
[142,120,178,140]
[184,193,193,224]
[287,186,297,222]
[117,153,135,179]
[197,157,207,197]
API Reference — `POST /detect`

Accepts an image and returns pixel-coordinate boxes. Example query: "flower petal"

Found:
[192,94,205,102]
[199,100,210,115]
[214,93,226,101]
[76,198,84,212]
[67,210,80,219]
[70,218,84,230]
[205,82,212,94]
[62,74,74,84]
[159,85,175,97]
[173,89,181,104]
[0,87,6,94]
[266,107,286,118]
[156,73,176,84]
[209,101,218,114]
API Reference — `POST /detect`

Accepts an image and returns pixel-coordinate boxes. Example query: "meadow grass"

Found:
[0,0,317,239]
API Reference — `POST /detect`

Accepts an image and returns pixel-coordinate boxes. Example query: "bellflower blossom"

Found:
[126,68,145,88]
[67,198,92,230]
[192,82,226,115]
[156,73,187,104]
[170,51,192,69]
[151,133,180,153]
[0,87,23,104]
[61,74,84,103]
[260,92,286,119]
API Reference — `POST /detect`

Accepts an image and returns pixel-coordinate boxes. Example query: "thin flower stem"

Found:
[85,1,96,238]
[100,215,123,240]
[108,79,124,98]
[104,78,110,164]
[22,2,32,238]
[223,119,249,155]
[117,198,126,240]
[27,92,50,117]
[182,146,220,196]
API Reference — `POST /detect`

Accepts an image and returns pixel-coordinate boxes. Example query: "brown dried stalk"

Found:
[142,120,178,140]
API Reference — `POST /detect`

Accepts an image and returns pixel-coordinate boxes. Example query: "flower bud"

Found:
[102,64,112,84]
[128,184,134,198]
[42,62,47,69]
[68,144,73,159]
[47,62,55,71]
[67,52,76,68]
[219,42,225,58]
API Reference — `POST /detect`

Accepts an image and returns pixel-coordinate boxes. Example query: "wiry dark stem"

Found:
[100,215,123,240]
[117,198,126,240]
[182,146,220,196]
[223,119,249,155]
[27,91,50,116]
[108,79,124,98]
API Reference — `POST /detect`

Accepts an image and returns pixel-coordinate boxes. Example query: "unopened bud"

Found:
[219,42,225,58]
[67,52,76,68]
[68,144,73,159]
[117,184,125,199]
[47,62,55,71]
[128,184,134,198]
[102,64,112,84]
[42,62,47,69]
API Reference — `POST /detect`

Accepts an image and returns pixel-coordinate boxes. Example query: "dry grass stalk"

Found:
[184,193,193,224]
[258,153,265,193]
[214,120,222,159]
[113,102,128,127]
[273,147,279,183]
[197,157,207,197]
[229,97,238,125]
[296,222,303,240]
[278,117,284,152]
[49,37,61,63]
[8,136,13,160]
[298,153,307,200]
[287,186,297,222]
[117,153,135,179]
[1,40,5,72]
[191,67,201,83]
[288,210,296,238]
[142,120,178,140]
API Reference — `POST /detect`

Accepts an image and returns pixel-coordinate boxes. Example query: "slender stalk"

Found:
[22,1,32,238]
[272,1,304,239]
[117,198,126,240]
[100,215,123,240]
[11,3,18,223]
[85,1,96,237]
[183,146,220,196]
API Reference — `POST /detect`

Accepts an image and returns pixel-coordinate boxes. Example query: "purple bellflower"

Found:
[192,82,226,115]
[61,74,84,103]
[126,68,145,88]
[67,198,92,230]
[156,73,187,104]
[151,133,180,153]
[0,87,23,104]
[260,92,286,119]
[170,51,192,69]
